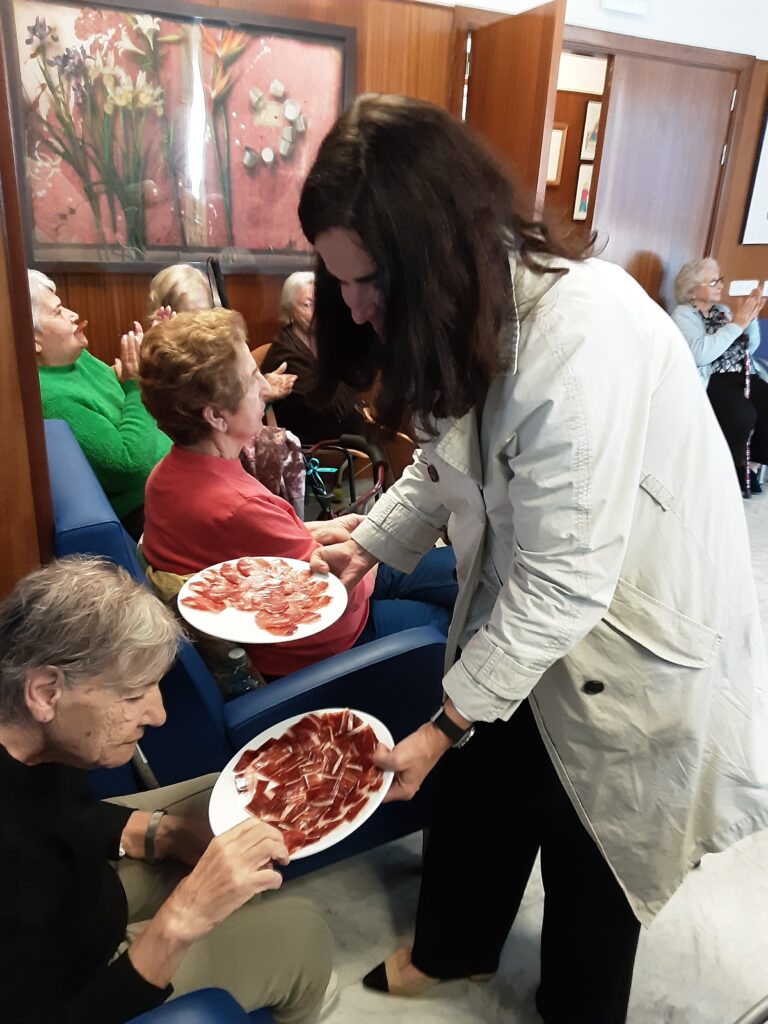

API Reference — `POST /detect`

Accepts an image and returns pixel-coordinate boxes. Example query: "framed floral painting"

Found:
[3,0,355,271]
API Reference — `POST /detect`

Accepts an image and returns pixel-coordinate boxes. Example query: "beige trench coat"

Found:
[352,256,768,925]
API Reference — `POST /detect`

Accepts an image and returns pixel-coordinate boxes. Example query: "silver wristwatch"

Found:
[429,705,476,748]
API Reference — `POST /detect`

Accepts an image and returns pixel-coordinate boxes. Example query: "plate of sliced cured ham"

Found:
[176,556,348,644]
[208,708,394,858]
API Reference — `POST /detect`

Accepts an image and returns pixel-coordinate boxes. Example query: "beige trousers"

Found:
[110,775,333,1024]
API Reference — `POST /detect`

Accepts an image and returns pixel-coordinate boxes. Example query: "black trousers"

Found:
[411,700,641,1024]
[707,373,768,467]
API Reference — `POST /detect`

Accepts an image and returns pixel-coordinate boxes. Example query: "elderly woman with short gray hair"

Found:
[672,258,766,495]
[0,556,333,1024]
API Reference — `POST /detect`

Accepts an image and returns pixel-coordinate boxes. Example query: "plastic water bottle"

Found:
[224,647,259,698]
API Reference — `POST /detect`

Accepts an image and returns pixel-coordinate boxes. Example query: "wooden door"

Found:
[464,0,565,210]
[592,54,737,309]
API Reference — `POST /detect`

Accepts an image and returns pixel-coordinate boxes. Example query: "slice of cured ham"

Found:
[233,710,385,853]
[180,557,330,637]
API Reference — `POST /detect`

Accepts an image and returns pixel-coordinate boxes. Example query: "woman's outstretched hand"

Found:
[309,537,378,591]
[264,363,297,400]
[305,514,366,547]
[374,723,451,802]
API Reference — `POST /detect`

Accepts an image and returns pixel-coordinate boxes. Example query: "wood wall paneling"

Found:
[0,221,42,596]
[0,30,50,593]
[711,61,768,289]
[592,55,738,309]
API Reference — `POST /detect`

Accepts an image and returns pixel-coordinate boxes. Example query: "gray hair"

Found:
[279,271,315,326]
[27,269,56,334]
[674,258,719,306]
[0,557,181,724]
[148,264,211,317]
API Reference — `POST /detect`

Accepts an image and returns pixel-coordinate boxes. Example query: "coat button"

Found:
[583,680,604,694]
[427,464,440,482]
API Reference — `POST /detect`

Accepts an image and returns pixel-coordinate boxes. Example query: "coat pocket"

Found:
[604,577,722,670]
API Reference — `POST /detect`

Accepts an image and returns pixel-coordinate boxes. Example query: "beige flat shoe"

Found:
[363,946,439,996]
[362,946,494,997]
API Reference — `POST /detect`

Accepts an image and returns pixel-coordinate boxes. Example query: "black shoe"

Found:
[750,469,763,495]
[362,962,389,993]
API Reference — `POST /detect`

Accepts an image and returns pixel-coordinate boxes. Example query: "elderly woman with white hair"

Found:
[672,258,766,495]
[260,270,369,443]
[28,269,171,538]
[0,556,334,1024]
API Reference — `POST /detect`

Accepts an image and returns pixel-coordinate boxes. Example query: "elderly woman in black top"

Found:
[260,271,369,444]
[0,557,332,1024]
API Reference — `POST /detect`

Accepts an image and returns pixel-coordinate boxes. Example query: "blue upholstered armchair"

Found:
[44,419,445,878]
[128,989,273,1023]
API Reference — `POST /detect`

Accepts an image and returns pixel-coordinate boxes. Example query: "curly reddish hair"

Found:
[139,308,248,445]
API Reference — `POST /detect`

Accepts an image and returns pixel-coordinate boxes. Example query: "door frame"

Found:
[449,11,755,258]
[557,27,754,256]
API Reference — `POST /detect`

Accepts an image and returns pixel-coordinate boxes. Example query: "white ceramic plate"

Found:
[208,708,394,859]
[177,556,348,644]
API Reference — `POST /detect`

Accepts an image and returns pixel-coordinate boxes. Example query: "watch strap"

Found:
[430,706,474,747]
[144,809,167,864]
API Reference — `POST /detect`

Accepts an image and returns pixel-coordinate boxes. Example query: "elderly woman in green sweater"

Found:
[29,270,171,539]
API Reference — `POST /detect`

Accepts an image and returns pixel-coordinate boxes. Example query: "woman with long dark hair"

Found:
[298,95,768,1024]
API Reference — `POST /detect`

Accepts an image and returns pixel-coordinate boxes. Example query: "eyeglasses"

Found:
[707,276,725,287]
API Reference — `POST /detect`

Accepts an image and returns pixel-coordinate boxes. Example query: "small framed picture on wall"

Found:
[573,163,594,221]
[546,123,568,186]
[580,100,602,161]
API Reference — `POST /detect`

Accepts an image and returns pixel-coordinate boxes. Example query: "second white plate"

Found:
[177,556,348,644]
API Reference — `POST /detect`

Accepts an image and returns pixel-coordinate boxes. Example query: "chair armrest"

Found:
[224,626,446,752]
[128,988,269,1023]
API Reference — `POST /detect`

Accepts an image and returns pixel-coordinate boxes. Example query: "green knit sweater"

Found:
[38,350,171,517]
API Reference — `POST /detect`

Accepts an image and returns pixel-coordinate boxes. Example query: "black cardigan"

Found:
[260,325,367,444]
[0,744,171,1023]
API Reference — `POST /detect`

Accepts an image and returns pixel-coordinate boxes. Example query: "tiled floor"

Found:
[288,496,768,1024]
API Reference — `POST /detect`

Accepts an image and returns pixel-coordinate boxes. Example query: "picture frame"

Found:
[741,101,768,245]
[573,163,593,221]
[546,122,568,186]
[580,100,602,161]
[3,0,355,272]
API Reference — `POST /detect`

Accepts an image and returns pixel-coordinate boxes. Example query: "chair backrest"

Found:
[44,419,232,792]
[251,343,272,367]
[206,257,230,309]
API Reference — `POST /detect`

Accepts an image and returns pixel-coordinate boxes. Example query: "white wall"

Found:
[557,52,607,93]
[417,0,768,59]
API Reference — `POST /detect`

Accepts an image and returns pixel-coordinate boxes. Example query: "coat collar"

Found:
[428,254,567,483]
[434,408,484,483]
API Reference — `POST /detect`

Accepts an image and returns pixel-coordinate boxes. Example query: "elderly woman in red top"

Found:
[138,309,456,680]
